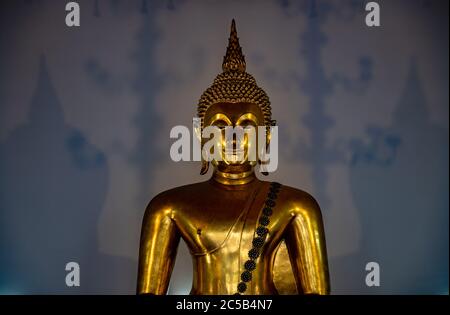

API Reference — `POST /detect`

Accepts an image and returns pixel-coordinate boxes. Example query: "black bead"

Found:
[252,237,264,248]
[271,182,281,188]
[265,199,276,207]
[262,207,273,216]
[237,282,247,293]
[259,216,270,226]
[244,259,256,271]
[270,185,280,192]
[268,192,277,200]
[256,226,268,237]
[248,248,260,259]
[241,271,252,282]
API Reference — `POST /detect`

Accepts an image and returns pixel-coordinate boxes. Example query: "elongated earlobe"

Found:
[200,160,209,175]
[259,126,272,176]
[258,159,269,176]
[200,140,210,175]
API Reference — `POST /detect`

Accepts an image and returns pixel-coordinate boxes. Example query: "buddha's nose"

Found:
[224,137,243,152]
[224,138,236,151]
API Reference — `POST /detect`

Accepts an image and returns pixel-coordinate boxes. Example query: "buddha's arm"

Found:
[284,196,330,295]
[137,198,180,295]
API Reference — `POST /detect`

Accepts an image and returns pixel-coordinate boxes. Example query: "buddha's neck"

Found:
[212,164,256,186]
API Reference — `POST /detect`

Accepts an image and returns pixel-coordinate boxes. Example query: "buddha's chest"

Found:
[173,199,287,256]
[175,204,254,254]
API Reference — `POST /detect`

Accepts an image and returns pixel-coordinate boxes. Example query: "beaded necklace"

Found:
[235,182,281,294]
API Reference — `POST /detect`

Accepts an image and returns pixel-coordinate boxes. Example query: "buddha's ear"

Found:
[266,131,271,150]
[193,118,209,175]
[193,117,202,144]
[194,117,209,174]
[199,137,210,175]
[266,120,276,150]
[260,120,276,175]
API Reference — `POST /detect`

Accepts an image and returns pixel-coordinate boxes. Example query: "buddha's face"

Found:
[202,102,266,168]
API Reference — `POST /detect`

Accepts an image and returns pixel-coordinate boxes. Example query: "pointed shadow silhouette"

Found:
[334,60,449,294]
[0,56,136,294]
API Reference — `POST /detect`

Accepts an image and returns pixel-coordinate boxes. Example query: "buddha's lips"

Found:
[224,150,246,161]
[224,150,244,154]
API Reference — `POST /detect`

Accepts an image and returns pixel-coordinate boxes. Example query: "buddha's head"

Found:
[197,20,275,179]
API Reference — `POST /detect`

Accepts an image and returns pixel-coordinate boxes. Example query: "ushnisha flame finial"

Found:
[222,19,246,73]
[197,19,273,136]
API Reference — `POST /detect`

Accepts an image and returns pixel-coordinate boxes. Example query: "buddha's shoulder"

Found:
[275,183,323,218]
[144,181,210,211]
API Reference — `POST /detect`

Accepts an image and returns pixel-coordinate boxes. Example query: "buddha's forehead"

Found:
[203,102,264,124]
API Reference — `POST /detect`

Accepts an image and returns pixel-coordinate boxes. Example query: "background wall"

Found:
[0,0,448,294]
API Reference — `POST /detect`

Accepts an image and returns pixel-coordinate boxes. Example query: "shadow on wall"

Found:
[278,0,368,212]
[0,56,136,294]
[334,60,449,294]
[276,0,448,294]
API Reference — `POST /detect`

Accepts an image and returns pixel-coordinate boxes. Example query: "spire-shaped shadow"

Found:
[278,0,367,212]
[0,56,135,293]
[130,1,164,206]
[335,60,449,294]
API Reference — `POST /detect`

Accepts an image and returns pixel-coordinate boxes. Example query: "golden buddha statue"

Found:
[137,20,330,295]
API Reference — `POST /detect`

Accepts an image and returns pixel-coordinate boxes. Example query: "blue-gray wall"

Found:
[0,0,448,294]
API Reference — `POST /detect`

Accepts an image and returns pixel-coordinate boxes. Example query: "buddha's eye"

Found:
[212,120,228,129]
[239,119,257,128]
